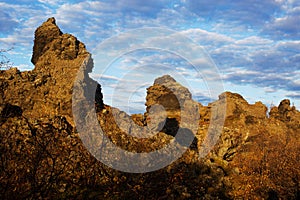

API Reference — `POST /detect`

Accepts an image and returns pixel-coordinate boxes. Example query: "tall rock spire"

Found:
[31,17,63,65]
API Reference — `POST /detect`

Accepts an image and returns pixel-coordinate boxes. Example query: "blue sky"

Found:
[0,0,299,113]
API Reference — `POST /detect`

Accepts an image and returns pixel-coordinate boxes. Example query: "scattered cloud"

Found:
[287,92,300,99]
[114,0,170,15]
[193,91,215,105]
[0,11,19,34]
[263,1,300,39]
[186,0,282,27]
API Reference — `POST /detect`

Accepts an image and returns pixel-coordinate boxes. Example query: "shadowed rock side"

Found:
[0,18,300,199]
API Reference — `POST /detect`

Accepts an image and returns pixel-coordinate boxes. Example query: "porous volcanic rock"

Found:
[199,92,300,199]
[145,75,199,132]
[145,75,192,113]
[31,17,63,65]
[0,17,103,125]
[270,99,300,122]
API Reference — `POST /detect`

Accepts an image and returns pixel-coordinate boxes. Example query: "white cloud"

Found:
[235,36,273,46]
[90,74,121,82]
[14,64,32,71]
[276,40,300,50]
[186,0,282,27]
[180,28,234,47]
[38,0,62,6]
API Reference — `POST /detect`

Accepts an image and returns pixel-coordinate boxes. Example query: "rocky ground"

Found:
[0,18,299,199]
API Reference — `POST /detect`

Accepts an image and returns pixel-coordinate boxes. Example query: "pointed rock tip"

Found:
[219,91,246,101]
[154,75,177,85]
[279,99,290,106]
[46,17,56,24]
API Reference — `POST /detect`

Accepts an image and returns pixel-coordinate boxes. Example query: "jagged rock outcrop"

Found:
[0,18,299,200]
[0,17,103,125]
[93,75,200,157]
[31,17,63,64]
[31,17,88,65]
[200,92,300,199]
[145,75,192,114]
[145,75,199,138]
[270,99,300,123]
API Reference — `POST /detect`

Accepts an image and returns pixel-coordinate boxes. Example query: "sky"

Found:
[0,0,299,114]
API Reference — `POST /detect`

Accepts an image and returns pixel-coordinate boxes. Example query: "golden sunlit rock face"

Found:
[0,18,299,199]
